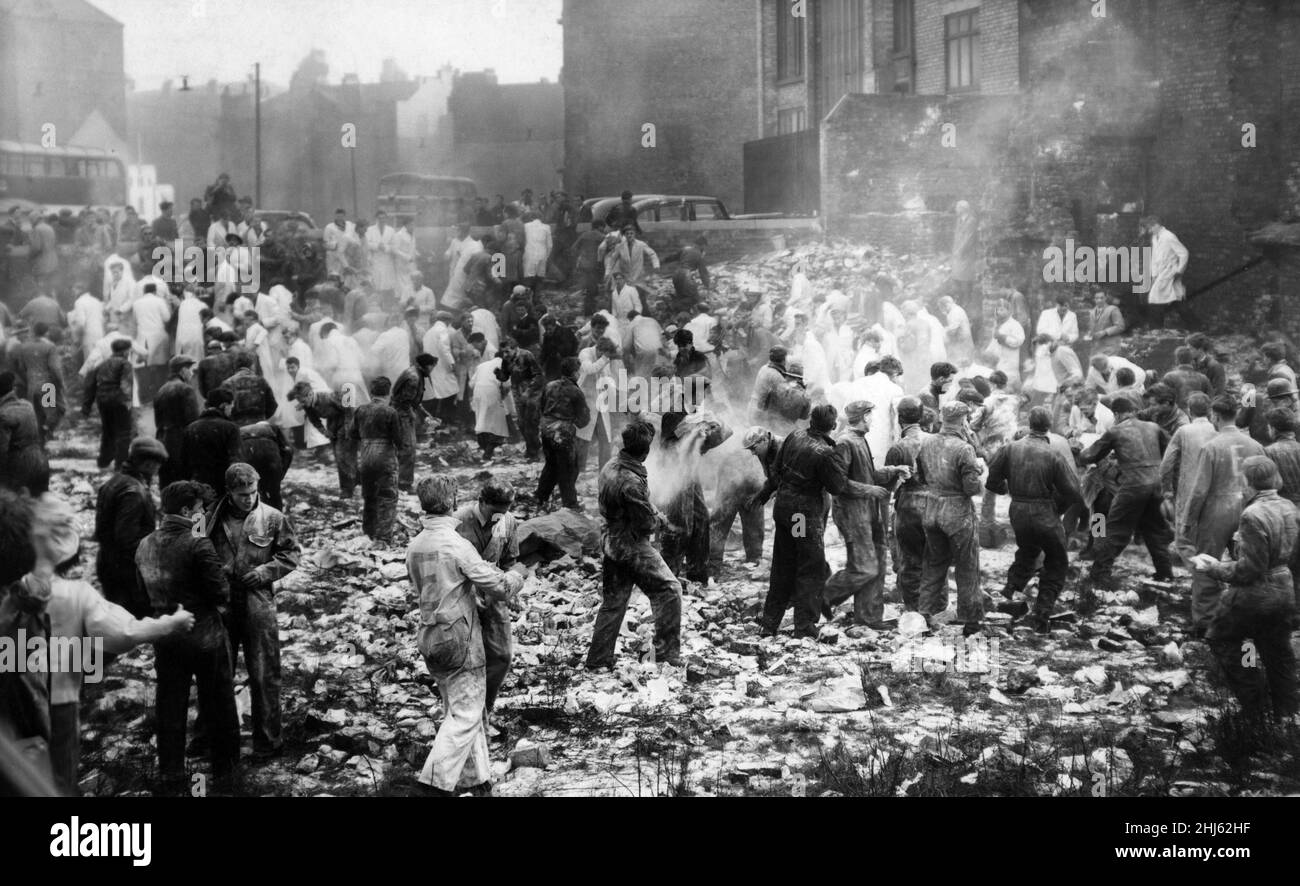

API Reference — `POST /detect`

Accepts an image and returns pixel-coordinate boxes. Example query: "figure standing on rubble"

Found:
[823,400,910,628]
[409,476,525,796]
[1177,396,1265,637]
[985,407,1083,633]
[586,420,682,669]
[1190,456,1298,723]
[351,376,405,542]
[885,397,932,613]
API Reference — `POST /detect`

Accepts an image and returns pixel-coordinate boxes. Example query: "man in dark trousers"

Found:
[289,381,357,499]
[539,314,579,381]
[83,337,134,470]
[206,462,301,761]
[0,370,48,494]
[220,352,277,427]
[824,400,910,628]
[497,338,545,460]
[586,419,682,669]
[391,354,435,493]
[1191,456,1299,723]
[751,404,882,639]
[135,480,238,789]
[985,407,1083,632]
[351,376,404,542]
[1079,395,1175,591]
[13,321,65,441]
[1177,395,1265,636]
[154,355,201,488]
[239,421,294,511]
[183,389,243,498]
[659,409,730,584]
[536,356,590,511]
[885,397,932,613]
[96,437,167,618]
[915,401,985,635]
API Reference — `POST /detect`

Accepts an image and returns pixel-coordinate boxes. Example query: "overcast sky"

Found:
[92,0,563,91]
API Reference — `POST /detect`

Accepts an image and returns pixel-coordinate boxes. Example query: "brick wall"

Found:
[563,0,760,210]
[914,0,1019,96]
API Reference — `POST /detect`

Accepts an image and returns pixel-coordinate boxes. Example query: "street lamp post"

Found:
[254,62,262,208]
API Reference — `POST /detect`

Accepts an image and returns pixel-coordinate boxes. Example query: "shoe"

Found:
[415,782,457,797]
[1151,571,1175,584]
[998,600,1029,618]
[961,622,984,638]
[1026,613,1051,634]
[864,621,893,632]
[820,602,834,621]
[1000,584,1019,600]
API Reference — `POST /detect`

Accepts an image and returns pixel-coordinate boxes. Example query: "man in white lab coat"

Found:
[1140,214,1189,328]
[1036,294,1079,345]
[323,209,355,279]
[366,211,398,296]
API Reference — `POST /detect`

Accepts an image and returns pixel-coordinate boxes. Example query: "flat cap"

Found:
[1266,378,1298,399]
[941,401,971,422]
[128,437,168,462]
[844,400,875,421]
[169,355,196,371]
[742,427,772,450]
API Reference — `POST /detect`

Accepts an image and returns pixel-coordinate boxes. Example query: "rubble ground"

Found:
[56,241,1300,797]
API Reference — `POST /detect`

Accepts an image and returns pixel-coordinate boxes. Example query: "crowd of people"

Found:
[2,188,1295,797]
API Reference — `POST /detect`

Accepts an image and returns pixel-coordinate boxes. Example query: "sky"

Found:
[91,0,564,91]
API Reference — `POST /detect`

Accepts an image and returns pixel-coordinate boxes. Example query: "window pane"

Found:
[693,202,719,221]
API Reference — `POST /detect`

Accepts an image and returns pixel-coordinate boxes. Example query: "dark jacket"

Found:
[153,377,201,430]
[391,366,426,414]
[540,377,590,437]
[13,338,63,400]
[1161,365,1212,409]
[135,514,230,619]
[182,408,243,493]
[1266,433,1300,506]
[886,424,932,513]
[241,421,293,469]
[1080,415,1169,488]
[220,368,277,427]
[599,451,658,554]
[758,428,874,510]
[986,431,1082,509]
[540,326,579,379]
[1197,356,1227,397]
[351,399,403,446]
[916,428,984,499]
[196,350,239,398]
[84,354,132,410]
[498,348,545,399]
[95,466,157,611]
[304,391,353,441]
[0,391,46,493]
[205,498,301,593]
[1204,490,1298,606]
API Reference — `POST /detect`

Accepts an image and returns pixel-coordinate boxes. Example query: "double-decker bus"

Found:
[0,141,128,211]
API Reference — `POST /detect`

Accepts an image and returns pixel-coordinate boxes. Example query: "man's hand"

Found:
[169,605,196,633]
[744,493,766,512]
[240,569,263,588]
[1190,553,1218,572]
[864,485,890,503]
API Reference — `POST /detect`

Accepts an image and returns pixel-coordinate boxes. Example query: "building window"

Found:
[777,107,807,134]
[776,0,806,82]
[945,10,979,93]
[892,0,915,94]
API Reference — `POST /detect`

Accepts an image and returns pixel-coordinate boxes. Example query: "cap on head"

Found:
[941,401,971,424]
[1242,454,1282,491]
[169,355,196,372]
[128,437,168,463]
[844,400,875,422]
[1266,378,1298,399]
[225,462,260,492]
[742,427,772,450]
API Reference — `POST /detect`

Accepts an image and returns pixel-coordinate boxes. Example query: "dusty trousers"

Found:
[418,662,491,793]
[333,435,359,497]
[762,495,830,635]
[894,500,927,611]
[662,481,710,583]
[586,540,682,668]
[1207,576,1299,721]
[1091,482,1173,584]
[1006,500,1069,616]
[358,439,398,540]
[397,410,417,491]
[824,500,885,624]
[98,400,132,469]
[517,394,541,458]
[155,614,239,781]
[918,494,983,624]
[709,482,764,572]
[227,584,282,753]
[480,600,512,712]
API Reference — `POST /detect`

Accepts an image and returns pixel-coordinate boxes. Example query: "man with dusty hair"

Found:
[409,475,525,796]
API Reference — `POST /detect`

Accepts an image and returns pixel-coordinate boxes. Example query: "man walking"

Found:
[83,337,134,470]
[985,407,1083,632]
[96,437,167,617]
[183,389,243,497]
[536,357,590,511]
[392,354,436,493]
[154,355,201,488]
[351,377,404,542]
[586,420,682,669]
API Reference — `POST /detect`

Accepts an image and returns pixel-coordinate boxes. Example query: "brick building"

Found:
[561,0,760,210]
[0,0,126,144]
[751,0,1300,331]
[447,72,564,202]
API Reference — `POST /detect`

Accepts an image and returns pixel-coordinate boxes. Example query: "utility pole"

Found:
[254,62,262,207]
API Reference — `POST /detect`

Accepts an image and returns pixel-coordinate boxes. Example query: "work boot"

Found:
[1025,613,1051,634]
[961,622,984,638]
[999,600,1029,618]
[1000,582,1020,600]
[1150,569,1175,584]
